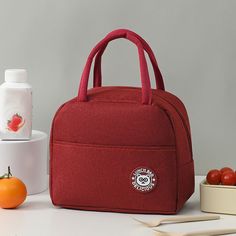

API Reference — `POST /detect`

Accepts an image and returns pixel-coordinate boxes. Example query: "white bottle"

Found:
[0,69,32,140]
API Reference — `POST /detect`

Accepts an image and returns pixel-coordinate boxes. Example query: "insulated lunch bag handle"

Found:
[78,29,153,104]
[93,29,165,90]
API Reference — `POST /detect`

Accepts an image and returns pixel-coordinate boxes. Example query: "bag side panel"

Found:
[49,99,76,205]
[152,96,194,211]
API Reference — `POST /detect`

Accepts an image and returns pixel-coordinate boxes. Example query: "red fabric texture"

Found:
[49,29,194,214]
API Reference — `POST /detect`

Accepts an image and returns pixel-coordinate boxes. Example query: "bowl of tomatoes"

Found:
[200,167,236,215]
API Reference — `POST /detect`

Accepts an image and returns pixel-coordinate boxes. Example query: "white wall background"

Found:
[0,0,235,175]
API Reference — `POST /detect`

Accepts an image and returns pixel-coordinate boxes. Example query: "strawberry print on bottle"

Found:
[7,113,25,132]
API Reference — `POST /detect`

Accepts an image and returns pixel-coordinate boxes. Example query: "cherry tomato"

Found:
[206,169,221,185]
[221,171,236,186]
[220,167,234,174]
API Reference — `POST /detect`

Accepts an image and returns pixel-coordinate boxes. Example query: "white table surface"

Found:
[1,176,236,236]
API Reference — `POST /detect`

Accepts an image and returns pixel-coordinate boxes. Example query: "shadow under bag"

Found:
[49,29,194,214]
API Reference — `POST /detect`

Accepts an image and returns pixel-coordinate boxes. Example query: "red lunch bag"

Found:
[50,29,194,214]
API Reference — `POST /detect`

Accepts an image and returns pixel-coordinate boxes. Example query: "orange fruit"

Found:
[0,167,27,209]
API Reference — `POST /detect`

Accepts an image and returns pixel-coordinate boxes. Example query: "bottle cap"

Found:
[5,69,27,83]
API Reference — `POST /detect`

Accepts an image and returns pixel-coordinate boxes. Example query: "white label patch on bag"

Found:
[131,167,157,193]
